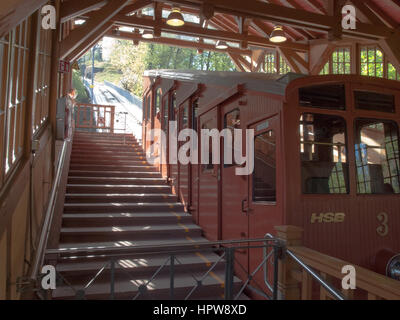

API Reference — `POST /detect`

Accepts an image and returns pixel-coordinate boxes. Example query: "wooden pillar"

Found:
[274,225,303,300]
[48,0,61,176]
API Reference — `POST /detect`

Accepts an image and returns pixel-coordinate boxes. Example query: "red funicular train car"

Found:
[142,70,400,283]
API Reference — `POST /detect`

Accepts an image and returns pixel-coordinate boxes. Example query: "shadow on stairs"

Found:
[52,132,246,300]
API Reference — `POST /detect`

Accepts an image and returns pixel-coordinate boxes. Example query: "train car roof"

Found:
[144,69,307,96]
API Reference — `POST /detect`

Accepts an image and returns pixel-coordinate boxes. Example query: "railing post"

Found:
[110,106,115,134]
[224,247,235,300]
[274,225,303,300]
[170,255,175,300]
[110,259,115,300]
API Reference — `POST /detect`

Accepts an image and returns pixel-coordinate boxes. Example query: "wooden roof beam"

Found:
[109,30,253,55]
[0,0,48,37]
[150,0,392,39]
[363,0,398,29]
[60,0,130,59]
[119,0,153,15]
[60,0,107,23]
[67,21,113,62]
[352,1,385,26]
[113,14,309,52]
[228,53,246,72]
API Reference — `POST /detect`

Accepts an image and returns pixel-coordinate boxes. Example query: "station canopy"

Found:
[2,0,400,74]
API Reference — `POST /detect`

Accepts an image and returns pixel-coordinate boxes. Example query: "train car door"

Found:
[169,101,179,196]
[178,102,190,209]
[160,94,169,179]
[153,88,162,172]
[247,115,282,297]
[221,104,249,278]
[190,99,199,223]
[198,107,220,240]
[144,91,152,151]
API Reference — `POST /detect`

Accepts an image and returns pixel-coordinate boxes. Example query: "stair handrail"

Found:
[286,249,346,300]
[30,139,68,280]
[46,237,280,256]
[288,245,400,300]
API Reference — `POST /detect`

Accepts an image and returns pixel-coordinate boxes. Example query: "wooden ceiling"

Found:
[2,0,400,74]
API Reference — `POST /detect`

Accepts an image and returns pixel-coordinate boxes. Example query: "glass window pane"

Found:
[163,96,168,130]
[354,91,395,113]
[253,130,276,202]
[224,109,240,167]
[299,84,346,110]
[355,119,400,194]
[155,88,162,114]
[192,99,198,132]
[300,114,349,194]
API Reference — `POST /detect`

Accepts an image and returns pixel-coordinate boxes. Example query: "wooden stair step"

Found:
[67,177,167,185]
[66,184,171,194]
[62,212,192,227]
[60,224,202,243]
[65,193,178,203]
[68,164,157,172]
[68,171,160,178]
[64,202,185,213]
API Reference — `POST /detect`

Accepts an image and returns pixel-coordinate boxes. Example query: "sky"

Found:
[101,37,116,61]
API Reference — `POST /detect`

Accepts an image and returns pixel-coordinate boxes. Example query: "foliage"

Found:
[72,70,90,103]
[107,40,236,97]
[109,41,148,97]
[94,62,122,84]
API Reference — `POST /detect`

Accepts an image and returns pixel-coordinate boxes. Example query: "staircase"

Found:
[53,132,241,300]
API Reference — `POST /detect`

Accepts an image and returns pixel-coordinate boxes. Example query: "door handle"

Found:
[241,199,248,214]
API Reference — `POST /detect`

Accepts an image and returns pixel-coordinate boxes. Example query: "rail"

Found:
[74,103,115,133]
[42,237,283,300]
[30,140,68,280]
[286,249,345,300]
[288,246,400,300]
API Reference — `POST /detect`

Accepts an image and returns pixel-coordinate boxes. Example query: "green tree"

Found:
[110,40,148,97]
[72,70,90,103]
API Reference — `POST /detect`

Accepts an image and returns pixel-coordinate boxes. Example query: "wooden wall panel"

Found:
[10,185,29,300]
[0,231,6,299]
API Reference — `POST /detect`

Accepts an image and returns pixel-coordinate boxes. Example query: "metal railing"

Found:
[30,139,69,281]
[42,236,283,300]
[286,249,346,300]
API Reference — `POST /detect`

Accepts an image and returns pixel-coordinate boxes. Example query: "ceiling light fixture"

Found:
[166,7,185,27]
[269,26,287,43]
[142,30,154,39]
[216,40,228,50]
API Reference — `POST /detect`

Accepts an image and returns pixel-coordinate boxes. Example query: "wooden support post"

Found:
[274,225,303,300]
[48,0,62,178]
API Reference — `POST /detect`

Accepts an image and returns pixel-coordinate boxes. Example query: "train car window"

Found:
[354,91,395,113]
[355,119,400,194]
[181,105,189,127]
[170,91,176,121]
[163,96,169,131]
[300,113,349,194]
[155,88,162,115]
[143,96,146,121]
[192,99,199,133]
[202,121,214,172]
[253,130,276,202]
[224,109,240,167]
[146,94,151,121]
[299,84,346,110]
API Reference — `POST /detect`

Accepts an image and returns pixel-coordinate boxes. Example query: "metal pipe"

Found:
[31,140,68,280]
[286,249,346,301]
[47,237,278,256]
[170,255,175,300]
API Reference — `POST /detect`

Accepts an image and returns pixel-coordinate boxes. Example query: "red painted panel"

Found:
[198,108,220,240]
